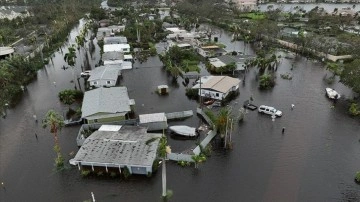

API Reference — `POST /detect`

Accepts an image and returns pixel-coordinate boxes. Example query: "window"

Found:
[94,119,98,123]
[106,81,111,84]
[216,93,219,97]
[93,81,98,85]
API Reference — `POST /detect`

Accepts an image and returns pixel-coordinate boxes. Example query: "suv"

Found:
[258,105,282,117]
[80,71,91,77]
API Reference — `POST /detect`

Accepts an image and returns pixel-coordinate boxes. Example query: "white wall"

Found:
[89,79,116,88]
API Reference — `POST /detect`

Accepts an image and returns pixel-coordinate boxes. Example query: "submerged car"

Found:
[258,105,282,117]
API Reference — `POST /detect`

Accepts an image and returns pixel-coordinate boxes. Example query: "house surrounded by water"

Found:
[192,76,240,101]
[69,125,162,175]
[81,87,135,124]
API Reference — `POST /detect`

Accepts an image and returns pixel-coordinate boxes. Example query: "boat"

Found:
[325,88,341,100]
[243,100,258,110]
[169,125,197,137]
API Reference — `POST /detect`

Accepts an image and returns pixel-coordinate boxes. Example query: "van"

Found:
[258,105,282,117]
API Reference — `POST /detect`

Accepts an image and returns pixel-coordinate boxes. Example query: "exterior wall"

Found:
[130,166,150,175]
[86,114,126,124]
[200,89,225,100]
[89,79,117,88]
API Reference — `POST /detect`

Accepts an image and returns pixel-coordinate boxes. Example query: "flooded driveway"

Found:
[0,21,359,202]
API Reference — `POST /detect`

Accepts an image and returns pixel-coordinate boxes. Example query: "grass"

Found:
[239,12,265,20]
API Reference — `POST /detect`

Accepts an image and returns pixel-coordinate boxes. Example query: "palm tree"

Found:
[42,110,65,169]
[64,45,77,88]
[159,135,172,199]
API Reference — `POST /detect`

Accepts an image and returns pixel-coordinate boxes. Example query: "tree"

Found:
[42,110,65,169]
[64,45,77,88]
[340,59,360,93]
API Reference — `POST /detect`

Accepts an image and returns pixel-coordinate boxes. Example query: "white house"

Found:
[231,0,257,11]
[103,36,128,44]
[197,46,227,58]
[192,76,240,101]
[87,65,121,88]
[104,44,131,53]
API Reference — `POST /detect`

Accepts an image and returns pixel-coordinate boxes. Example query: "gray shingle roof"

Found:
[87,65,121,82]
[71,125,162,167]
[102,51,124,61]
[104,36,128,44]
[81,87,131,118]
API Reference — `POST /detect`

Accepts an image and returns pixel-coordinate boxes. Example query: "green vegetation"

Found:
[355,171,360,183]
[58,89,84,106]
[81,170,91,177]
[160,46,200,80]
[239,12,266,20]
[259,74,276,90]
[349,103,360,116]
[42,110,65,170]
[340,59,360,94]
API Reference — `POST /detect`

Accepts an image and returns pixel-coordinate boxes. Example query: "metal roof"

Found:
[201,76,240,94]
[139,113,167,124]
[103,36,128,44]
[102,51,124,61]
[81,87,132,118]
[104,44,130,52]
[0,47,14,56]
[87,66,121,82]
[70,125,162,167]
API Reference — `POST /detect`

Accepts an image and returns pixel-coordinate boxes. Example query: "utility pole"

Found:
[199,75,202,109]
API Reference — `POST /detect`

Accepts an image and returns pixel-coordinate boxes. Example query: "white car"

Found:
[258,105,282,117]
[80,70,91,77]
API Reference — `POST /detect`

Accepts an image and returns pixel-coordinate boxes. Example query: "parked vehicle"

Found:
[258,105,282,117]
[80,70,91,77]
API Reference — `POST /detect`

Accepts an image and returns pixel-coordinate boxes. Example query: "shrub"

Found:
[355,171,360,183]
[259,74,275,89]
[110,172,117,178]
[349,103,360,116]
[97,171,104,176]
[81,170,91,177]
[185,88,199,100]
[123,167,131,179]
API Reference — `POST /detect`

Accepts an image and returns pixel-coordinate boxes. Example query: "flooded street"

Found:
[1,19,360,202]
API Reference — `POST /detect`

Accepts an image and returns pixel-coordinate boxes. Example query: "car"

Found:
[258,105,282,117]
[80,70,91,77]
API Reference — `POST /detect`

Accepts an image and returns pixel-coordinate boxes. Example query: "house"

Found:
[192,76,240,101]
[69,125,162,175]
[103,36,128,44]
[209,55,255,71]
[231,0,257,11]
[103,44,127,53]
[104,44,131,53]
[197,46,227,58]
[81,87,135,124]
[102,51,124,66]
[87,65,121,88]
[96,26,126,40]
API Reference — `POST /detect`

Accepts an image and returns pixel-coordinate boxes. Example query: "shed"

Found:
[139,113,168,131]
[157,85,169,95]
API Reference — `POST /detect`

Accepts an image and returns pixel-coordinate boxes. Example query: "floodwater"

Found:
[1,19,360,202]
